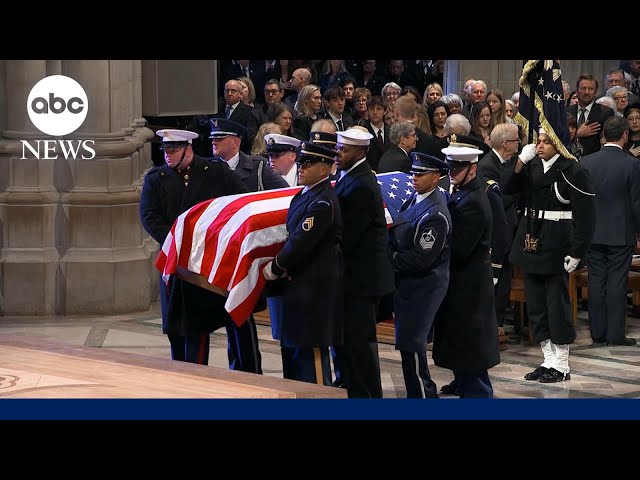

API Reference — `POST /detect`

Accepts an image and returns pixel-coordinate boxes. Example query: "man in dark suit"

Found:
[363,95,389,172]
[389,152,451,398]
[321,86,354,132]
[334,129,395,398]
[263,142,343,385]
[139,129,249,365]
[433,145,500,398]
[504,128,595,383]
[581,116,640,346]
[209,118,288,374]
[377,121,415,173]
[218,79,255,154]
[477,123,522,330]
[567,74,615,157]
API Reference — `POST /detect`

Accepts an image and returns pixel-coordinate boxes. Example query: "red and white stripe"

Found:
[155,179,396,327]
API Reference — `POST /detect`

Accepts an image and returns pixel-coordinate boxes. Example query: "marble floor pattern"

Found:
[1,302,639,399]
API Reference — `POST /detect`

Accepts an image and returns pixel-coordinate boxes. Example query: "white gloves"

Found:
[564,256,580,273]
[262,261,279,281]
[493,277,499,286]
[518,144,536,164]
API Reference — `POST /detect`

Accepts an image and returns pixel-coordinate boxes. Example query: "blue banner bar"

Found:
[1,399,639,420]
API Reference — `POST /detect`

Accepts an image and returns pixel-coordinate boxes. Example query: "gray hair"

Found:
[441,93,463,108]
[596,96,618,115]
[382,82,402,97]
[606,85,628,98]
[389,121,415,145]
[444,113,471,135]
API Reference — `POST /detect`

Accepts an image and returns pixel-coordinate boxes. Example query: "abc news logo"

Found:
[21,75,95,160]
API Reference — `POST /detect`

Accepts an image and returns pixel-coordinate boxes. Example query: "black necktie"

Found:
[377,129,384,149]
[336,119,344,131]
[225,105,232,119]
[577,108,586,127]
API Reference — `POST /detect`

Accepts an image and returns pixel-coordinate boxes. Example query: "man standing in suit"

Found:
[478,123,521,330]
[209,118,288,374]
[389,152,451,398]
[139,129,249,365]
[263,142,343,385]
[363,96,389,172]
[567,74,615,157]
[219,79,255,154]
[377,121,416,173]
[581,116,640,346]
[333,129,395,398]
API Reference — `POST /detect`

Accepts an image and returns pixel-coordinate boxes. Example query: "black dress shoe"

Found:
[440,381,461,396]
[524,366,548,381]
[538,368,570,383]
[608,337,637,346]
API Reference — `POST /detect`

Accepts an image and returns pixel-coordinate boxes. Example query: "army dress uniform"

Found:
[139,129,249,365]
[389,153,452,398]
[263,142,344,385]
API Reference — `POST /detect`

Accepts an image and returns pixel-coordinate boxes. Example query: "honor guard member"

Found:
[505,128,595,383]
[139,129,249,365]
[334,128,395,398]
[310,129,342,383]
[433,144,501,398]
[210,118,289,192]
[264,133,301,187]
[209,118,288,374]
[389,152,452,398]
[263,133,302,343]
[309,130,340,181]
[263,142,343,385]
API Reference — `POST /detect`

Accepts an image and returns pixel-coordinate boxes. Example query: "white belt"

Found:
[524,208,573,221]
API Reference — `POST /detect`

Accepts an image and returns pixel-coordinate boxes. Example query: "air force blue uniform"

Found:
[390,156,451,398]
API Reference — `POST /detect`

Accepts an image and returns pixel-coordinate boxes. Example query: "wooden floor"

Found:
[0,335,346,399]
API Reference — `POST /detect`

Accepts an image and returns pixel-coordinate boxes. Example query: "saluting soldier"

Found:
[389,152,452,398]
[263,142,343,385]
[139,129,249,365]
[433,144,501,398]
[504,128,595,383]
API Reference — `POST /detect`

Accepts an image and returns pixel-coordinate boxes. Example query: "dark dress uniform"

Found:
[209,118,289,374]
[265,142,343,385]
[333,130,395,398]
[433,146,501,398]
[505,153,595,363]
[139,129,249,365]
[389,153,451,398]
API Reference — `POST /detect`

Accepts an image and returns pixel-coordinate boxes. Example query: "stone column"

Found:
[0,60,155,315]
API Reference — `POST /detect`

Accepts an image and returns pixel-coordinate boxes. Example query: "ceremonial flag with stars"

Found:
[376,172,415,222]
[514,59,575,160]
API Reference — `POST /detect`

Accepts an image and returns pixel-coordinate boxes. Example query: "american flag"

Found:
[376,172,416,223]
[155,172,409,326]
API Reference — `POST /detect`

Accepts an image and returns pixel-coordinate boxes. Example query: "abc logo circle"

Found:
[27,75,88,136]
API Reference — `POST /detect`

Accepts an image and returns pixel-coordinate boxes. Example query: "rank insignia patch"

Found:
[302,217,314,231]
[419,228,436,250]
